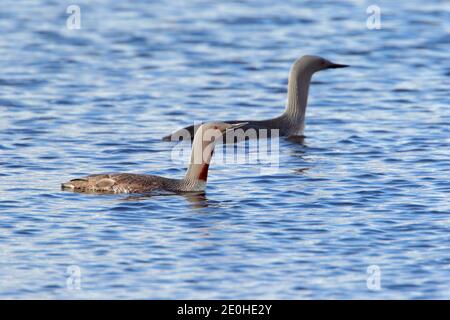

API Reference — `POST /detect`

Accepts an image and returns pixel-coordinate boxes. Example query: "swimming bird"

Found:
[61,122,247,194]
[162,55,348,142]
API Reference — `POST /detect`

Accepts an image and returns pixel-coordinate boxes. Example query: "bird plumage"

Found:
[162,55,348,142]
[61,122,247,194]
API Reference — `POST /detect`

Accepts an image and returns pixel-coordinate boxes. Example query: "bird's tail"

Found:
[61,178,88,190]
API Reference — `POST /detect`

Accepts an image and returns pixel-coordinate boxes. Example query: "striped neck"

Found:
[281,66,313,136]
[184,130,216,190]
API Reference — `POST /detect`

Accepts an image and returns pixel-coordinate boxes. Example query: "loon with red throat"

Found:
[61,122,247,194]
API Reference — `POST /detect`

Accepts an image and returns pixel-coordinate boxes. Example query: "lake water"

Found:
[0,0,449,299]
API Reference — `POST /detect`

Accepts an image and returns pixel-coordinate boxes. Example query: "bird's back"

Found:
[61,173,180,194]
[162,118,285,142]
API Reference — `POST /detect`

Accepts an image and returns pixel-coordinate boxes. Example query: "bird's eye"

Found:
[320,60,326,65]
[213,126,218,130]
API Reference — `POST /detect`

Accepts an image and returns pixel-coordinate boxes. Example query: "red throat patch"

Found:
[198,163,209,182]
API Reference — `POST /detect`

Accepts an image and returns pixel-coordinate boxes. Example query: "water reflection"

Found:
[286,135,306,145]
[182,192,209,209]
[122,191,209,209]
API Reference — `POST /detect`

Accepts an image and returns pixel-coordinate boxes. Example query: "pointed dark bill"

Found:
[328,63,350,69]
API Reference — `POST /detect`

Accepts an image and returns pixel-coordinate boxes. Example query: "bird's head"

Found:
[194,122,248,146]
[291,55,349,75]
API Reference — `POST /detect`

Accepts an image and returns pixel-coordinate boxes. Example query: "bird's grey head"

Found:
[291,55,349,76]
[195,122,248,144]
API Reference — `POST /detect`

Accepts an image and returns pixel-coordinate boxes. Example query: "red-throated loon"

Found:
[162,55,348,142]
[61,122,247,194]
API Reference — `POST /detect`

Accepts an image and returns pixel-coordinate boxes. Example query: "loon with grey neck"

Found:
[61,122,247,194]
[162,55,348,142]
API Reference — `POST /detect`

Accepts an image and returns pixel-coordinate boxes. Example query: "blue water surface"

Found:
[0,0,449,299]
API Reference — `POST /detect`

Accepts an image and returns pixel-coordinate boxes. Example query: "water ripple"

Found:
[0,0,449,299]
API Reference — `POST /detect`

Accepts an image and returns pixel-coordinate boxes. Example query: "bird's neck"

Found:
[281,69,313,135]
[184,134,215,191]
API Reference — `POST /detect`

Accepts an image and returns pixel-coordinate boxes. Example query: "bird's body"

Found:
[61,122,246,194]
[62,173,203,194]
[165,117,299,143]
[162,55,348,142]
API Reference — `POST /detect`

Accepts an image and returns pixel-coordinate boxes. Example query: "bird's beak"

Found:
[328,62,349,69]
[226,122,248,131]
